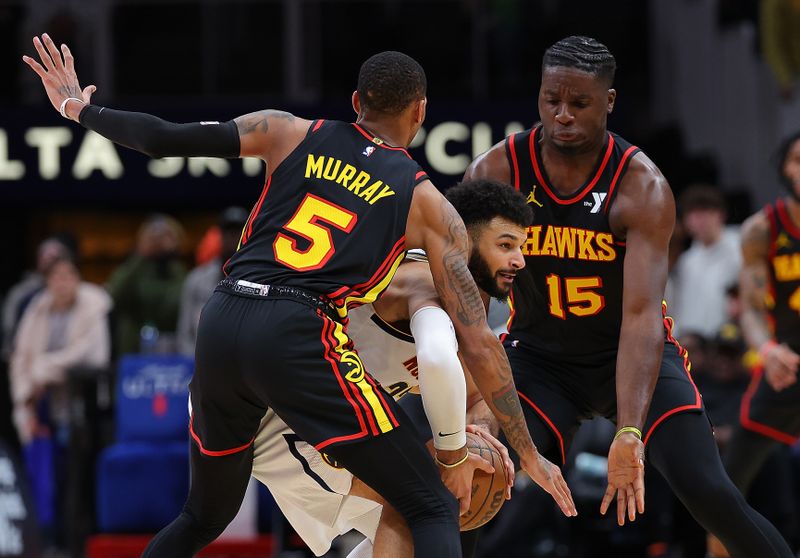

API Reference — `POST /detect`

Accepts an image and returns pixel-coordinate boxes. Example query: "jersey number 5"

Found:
[274,194,357,271]
[546,274,605,318]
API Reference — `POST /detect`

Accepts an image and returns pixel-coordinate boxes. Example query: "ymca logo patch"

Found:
[583,192,607,213]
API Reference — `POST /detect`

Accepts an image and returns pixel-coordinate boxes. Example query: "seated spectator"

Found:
[107,215,187,355]
[2,237,71,361]
[177,207,248,356]
[9,256,112,445]
[671,185,742,338]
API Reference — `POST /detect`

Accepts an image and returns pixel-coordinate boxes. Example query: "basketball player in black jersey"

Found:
[464,35,793,557]
[24,34,574,558]
[706,132,800,557]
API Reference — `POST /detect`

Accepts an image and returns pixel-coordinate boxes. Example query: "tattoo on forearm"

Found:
[439,200,485,325]
[235,109,294,135]
[492,381,534,455]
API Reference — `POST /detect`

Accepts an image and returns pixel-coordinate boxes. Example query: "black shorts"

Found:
[505,340,703,464]
[740,367,800,445]
[189,288,400,457]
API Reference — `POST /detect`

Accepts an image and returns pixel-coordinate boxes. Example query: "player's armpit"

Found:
[234,109,311,163]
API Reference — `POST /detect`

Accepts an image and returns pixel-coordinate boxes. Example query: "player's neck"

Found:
[540,133,606,195]
[785,195,800,227]
[356,119,408,148]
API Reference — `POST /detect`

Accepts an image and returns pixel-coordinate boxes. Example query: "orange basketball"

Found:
[459,431,508,531]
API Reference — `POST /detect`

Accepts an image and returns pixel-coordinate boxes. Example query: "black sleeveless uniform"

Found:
[501,126,702,464]
[190,120,429,455]
[740,198,800,443]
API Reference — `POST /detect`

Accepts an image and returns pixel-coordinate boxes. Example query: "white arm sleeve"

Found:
[410,305,467,451]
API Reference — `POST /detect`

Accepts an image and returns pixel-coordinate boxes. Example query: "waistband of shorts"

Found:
[218,277,340,321]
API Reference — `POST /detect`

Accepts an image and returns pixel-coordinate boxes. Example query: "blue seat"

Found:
[96,355,193,533]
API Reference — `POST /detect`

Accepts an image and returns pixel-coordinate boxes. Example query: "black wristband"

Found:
[78,104,240,159]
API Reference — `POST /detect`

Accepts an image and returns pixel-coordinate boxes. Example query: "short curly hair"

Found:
[357,51,427,115]
[445,179,533,231]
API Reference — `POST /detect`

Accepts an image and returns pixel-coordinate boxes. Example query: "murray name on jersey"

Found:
[305,154,396,206]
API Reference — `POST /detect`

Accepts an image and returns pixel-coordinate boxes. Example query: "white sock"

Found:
[345,537,373,558]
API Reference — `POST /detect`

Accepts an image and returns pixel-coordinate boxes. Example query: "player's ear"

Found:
[415,97,427,125]
[607,89,616,114]
[352,91,362,118]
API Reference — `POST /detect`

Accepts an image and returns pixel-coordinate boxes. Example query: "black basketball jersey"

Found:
[503,126,641,364]
[225,120,428,318]
[765,198,800,353]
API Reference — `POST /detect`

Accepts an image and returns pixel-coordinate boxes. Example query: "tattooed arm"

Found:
[740,211,800,391]
[23,34,309,169]
[406,181,576,517]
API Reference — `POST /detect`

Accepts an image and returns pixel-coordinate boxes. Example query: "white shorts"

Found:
[251,409,382,556]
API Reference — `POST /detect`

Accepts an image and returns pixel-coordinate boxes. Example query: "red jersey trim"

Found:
[530,127,616,205]
[507,133,520,190]
[740,367,799,445]
[603,146,640,214]
[351,124,412,159]
[242,176,273,246]
[189,415,255,457]
[311,119,325,133]
[518,391,566,465]
[765,204,779,260]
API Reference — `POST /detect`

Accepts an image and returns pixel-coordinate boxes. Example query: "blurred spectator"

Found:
[9,256,111,445]
[670,185,742,338]
[1,237,71,361]
[8,256,111,552]
[107,215,187,355]
[177,207,248,356]
[760,0,800,99]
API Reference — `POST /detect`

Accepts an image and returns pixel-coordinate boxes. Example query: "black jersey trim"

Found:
[369,312,415,344]
[530,126,616,204]
[414,170,429,186]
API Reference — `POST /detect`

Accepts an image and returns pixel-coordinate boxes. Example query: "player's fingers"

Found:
[42,34,65,72]
[627,485,636,522]
[635,477,645,514]
[21,55,48,80]
[617,488,626,526]
[600,484,615,515]
[469,453,494,474]
[33,36,55,71]
[559,475,576,516]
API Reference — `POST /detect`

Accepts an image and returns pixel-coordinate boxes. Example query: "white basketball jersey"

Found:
[346,303,419,399]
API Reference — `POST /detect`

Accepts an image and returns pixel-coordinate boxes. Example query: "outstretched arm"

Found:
[23,34,309,166]
[406,181,576,517]
[601,154,674,525]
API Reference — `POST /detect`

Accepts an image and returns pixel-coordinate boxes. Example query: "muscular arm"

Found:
[609,155,675,430]
[739,212,773,351]
[23,34,310,170]
[405,182,535,464]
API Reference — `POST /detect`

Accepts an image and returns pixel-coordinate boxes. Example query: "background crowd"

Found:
[2,0,800,557]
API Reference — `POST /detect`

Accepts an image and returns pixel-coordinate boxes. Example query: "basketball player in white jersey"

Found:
[250,179,572,557]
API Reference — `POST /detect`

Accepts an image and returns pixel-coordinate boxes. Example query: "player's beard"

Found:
[468,248,509,301]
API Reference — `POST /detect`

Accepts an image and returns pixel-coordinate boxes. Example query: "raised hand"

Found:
[22,34,96,121]
[600,433,645,525]
[521,451,577,517]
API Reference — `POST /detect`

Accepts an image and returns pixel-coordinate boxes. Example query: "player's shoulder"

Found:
[464,138,510,182]
[740,208,772,250]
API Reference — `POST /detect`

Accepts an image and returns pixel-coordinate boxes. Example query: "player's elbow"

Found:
[136,123,174,158]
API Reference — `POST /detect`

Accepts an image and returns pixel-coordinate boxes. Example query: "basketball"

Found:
[459,431,508,531]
